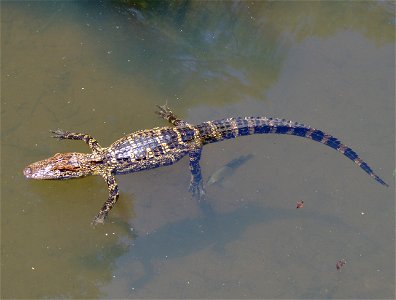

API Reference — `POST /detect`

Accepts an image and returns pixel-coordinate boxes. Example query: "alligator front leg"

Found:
[188,145,206,199]
[92,171,119,225]
[155,104,188,126]
[51,129,102,153]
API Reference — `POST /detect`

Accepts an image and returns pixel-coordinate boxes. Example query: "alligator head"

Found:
[23,152,98,179]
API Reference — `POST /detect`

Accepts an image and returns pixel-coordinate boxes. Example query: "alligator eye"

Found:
[57,166,80,171]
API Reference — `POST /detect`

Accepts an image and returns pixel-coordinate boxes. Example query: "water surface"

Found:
[1,1,394,298]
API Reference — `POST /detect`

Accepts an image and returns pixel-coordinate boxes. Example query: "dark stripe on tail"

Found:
[196,117,388,187]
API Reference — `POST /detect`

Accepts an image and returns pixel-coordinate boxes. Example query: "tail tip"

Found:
[375,176,389,187]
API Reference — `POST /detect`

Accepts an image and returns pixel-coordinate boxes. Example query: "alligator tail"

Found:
[196,117,388,187]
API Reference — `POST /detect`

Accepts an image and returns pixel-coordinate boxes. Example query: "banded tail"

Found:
[196,116,388,187]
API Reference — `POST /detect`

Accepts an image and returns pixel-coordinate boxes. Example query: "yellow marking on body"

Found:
[305,128,315,139]
[321,134,331,144]
[175,128,183,144]
[146,148,154,158]
[191,125,202,144]
[269,119,277,133]
[154,135,162,144]
[230,118,239,137]
[154,132,170,154]
[88,137,97,148]
[338,144,348,154]
[207,121,222,141]
[246,117,255,135]
[354,157,363,166]
[161,142,170,153]
[110,155,118,164]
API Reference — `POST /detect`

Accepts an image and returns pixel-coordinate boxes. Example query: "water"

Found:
[1,1,394,298]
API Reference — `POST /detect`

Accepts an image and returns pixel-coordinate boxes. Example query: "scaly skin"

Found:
[23,105,388,225]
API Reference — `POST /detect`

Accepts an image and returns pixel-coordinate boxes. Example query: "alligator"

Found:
[23,105,388,225]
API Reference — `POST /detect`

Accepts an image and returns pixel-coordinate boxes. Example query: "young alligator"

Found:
[23,105,388,225]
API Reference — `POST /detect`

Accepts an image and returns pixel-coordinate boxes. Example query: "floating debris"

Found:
[336,259,346,270]
[207,154,253,186]
[296,200,304,209]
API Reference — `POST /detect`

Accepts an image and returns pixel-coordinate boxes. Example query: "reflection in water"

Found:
[110,1,395,105]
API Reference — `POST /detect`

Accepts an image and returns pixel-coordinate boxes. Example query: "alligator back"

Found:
[108,126,196,174]
[196,117,388,186]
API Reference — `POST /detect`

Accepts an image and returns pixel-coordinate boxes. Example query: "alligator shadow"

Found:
[109,202,364,292]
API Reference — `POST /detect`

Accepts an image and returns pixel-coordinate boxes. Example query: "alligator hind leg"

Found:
[188,145,206,199]
[155,104,188,126]
[51,129,102,153]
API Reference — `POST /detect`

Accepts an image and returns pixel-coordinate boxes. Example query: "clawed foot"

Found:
[50,129,70,140]
[155,104,174,120]
[189,181,215,216]
[91,212,107,226]
[189,181,206,200]
[155,104,187,126]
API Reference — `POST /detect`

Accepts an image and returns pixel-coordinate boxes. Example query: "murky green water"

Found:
[1,1,394,298]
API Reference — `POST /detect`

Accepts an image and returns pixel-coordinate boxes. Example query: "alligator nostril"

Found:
[23,167,32,178]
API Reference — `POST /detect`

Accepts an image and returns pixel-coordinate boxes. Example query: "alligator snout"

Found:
[23,166,32,178]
